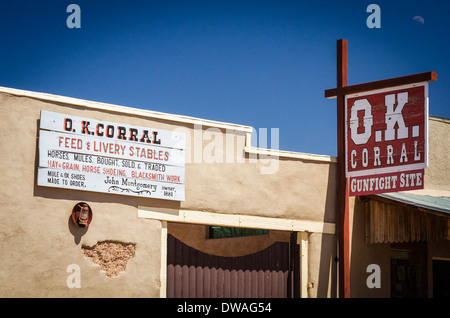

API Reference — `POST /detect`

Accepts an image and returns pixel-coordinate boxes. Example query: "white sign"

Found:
[39,130,185,167]
[40,110,186,150]
[38,111,186,201]
[38,167,185,201]
[40,150,184,184]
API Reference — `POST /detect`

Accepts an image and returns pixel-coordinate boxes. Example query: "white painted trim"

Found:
[160,221,168,298]
[245,146,337,163]
[138,207,336,234]
[298,232,309,298]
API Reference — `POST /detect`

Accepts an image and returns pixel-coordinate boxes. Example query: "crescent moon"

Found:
[412,16,425,24]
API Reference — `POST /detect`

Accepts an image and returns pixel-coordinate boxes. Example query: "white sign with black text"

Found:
[37,110,186,201]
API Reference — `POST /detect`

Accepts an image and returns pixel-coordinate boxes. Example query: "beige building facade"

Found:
[0,87,337,298]
[0,86,448,298]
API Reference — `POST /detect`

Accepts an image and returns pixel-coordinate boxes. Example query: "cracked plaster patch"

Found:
[82,241,136,277]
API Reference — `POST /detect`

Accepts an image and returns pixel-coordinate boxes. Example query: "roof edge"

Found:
[373,192,450,216]
[0,86,253,133]
[1,85,337,164]
[430,115,450,124]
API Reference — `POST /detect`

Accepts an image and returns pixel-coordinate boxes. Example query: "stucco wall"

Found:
[425,117,450,191]
[0,94,169,297]
[0,91,337,297]
[183,159,336,222]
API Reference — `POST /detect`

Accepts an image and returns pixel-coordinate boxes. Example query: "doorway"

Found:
[390,243,427,298]
[166,233,300,298]
[433,259,450,298]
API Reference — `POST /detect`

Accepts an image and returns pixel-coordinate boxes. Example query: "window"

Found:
[208,226,269,239]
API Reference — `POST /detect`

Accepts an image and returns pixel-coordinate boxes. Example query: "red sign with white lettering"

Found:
[345,83,428,196]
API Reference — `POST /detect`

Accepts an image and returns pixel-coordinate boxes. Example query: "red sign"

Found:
[345,83,428,196]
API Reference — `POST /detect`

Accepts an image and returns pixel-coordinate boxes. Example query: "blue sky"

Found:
[0,0,449,156]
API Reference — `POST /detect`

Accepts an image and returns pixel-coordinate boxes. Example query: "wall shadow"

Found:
[68,214,89,245]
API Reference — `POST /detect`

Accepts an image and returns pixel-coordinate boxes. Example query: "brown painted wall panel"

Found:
[167,235,291,298]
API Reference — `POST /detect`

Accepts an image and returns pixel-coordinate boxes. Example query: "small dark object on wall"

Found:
[71,202,92,228]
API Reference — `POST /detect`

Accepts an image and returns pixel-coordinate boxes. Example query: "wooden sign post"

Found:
[325,39,436,298]
[336,39,350,298]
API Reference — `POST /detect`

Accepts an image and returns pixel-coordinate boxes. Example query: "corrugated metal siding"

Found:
[167,234,291,298]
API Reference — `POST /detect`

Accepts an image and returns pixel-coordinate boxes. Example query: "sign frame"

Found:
[344,82,429,197]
